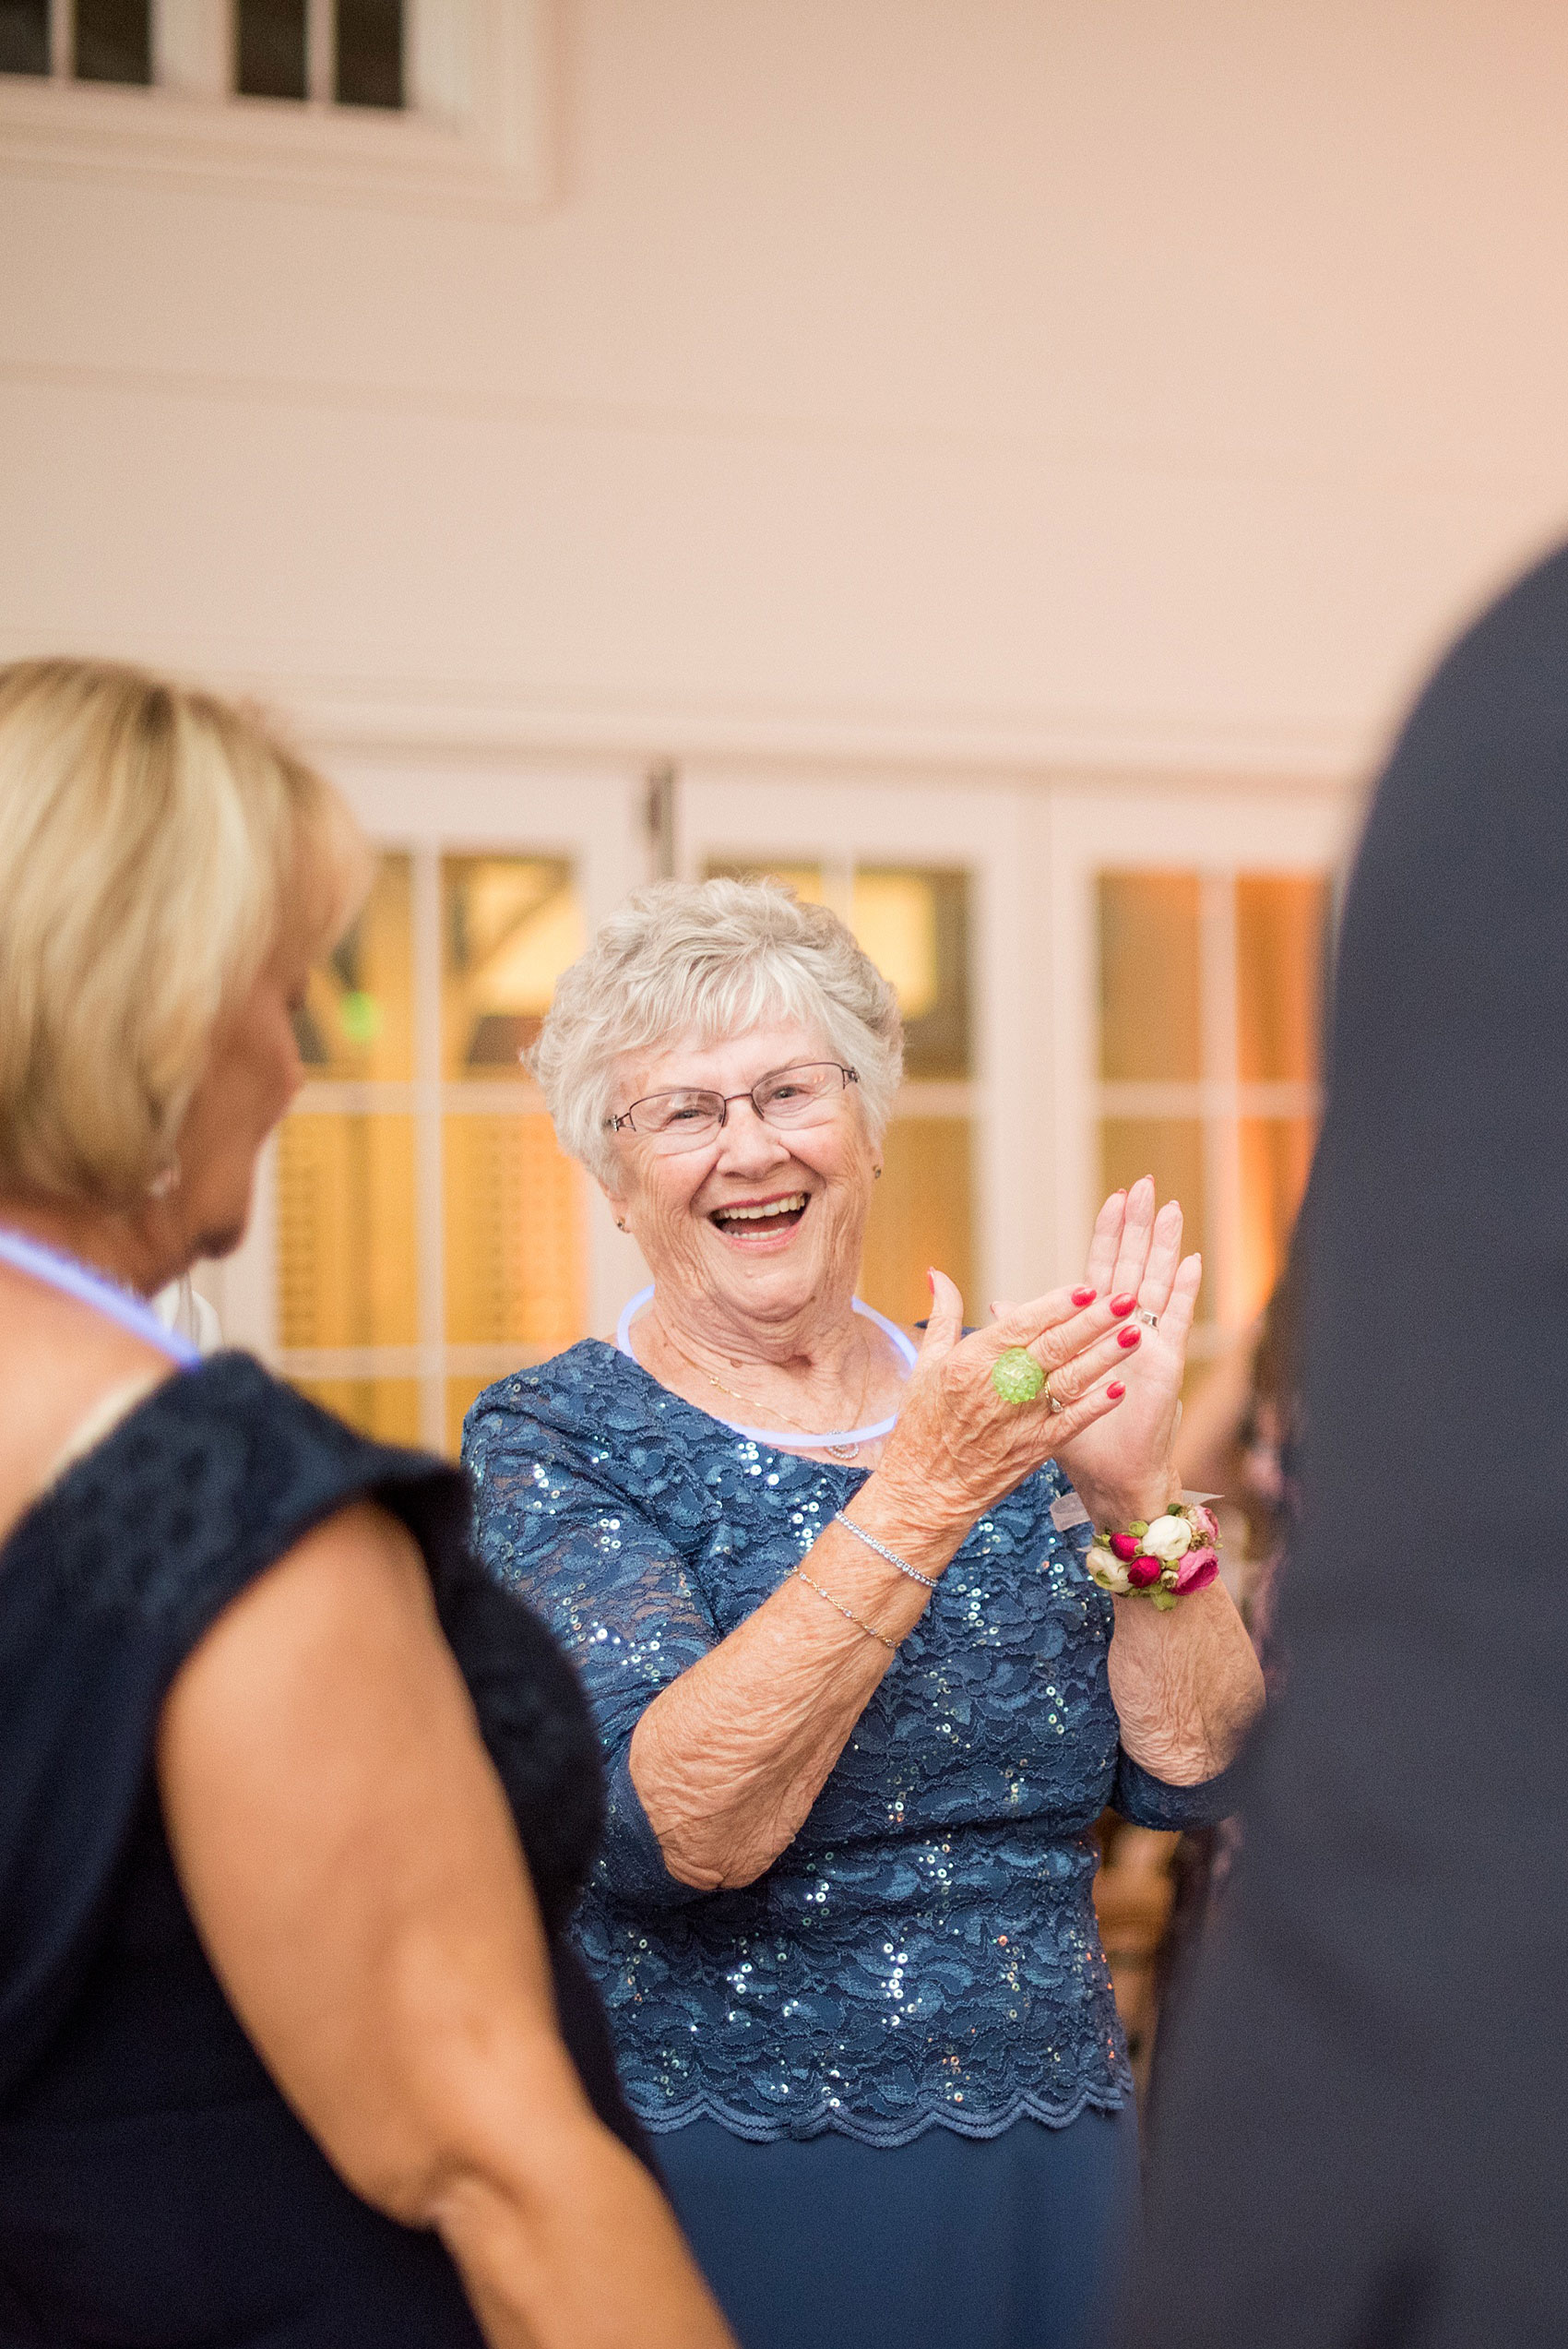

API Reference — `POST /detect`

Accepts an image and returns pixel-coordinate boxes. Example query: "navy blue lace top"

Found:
[0,1355,649,2347]
[465,1341,1237,2149]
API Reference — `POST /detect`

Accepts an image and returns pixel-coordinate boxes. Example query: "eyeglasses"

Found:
[608,1061,860,1154]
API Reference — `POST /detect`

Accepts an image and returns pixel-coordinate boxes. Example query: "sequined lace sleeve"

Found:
[1111,1745,1243,1828]
[464,1383,718,1910]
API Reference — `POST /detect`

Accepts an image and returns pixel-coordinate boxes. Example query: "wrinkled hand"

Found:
[875,1268,1139,1540]
[1036,1175,1199,1529]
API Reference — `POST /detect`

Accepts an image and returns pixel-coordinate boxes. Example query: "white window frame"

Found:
[0,0,553,211]
[212,752,649,1448]
[1044,778,1361,1343]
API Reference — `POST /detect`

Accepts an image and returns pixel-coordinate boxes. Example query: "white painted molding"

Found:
[287,679,1379,791]
[410,0,473,123]
[155,0,230,100]
[0,0,554,212]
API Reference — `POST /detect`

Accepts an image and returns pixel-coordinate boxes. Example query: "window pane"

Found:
[853,867,971,1079]
[295,852,413,1081]
[1237,875,1330,1083]
[236,0,306,97]
[335,0,400,106]
[292,1377,421,1445]
[442,855,582,1081]
[860,1117,974,1329]
[74,0,149,80]
[0,0,49,75]
[1099,874,1201,1082]
[1099,1118,1207,1274]
[444,1112,584,1349]
[277,1113,418,1346]
[1238,1117,1314,1321]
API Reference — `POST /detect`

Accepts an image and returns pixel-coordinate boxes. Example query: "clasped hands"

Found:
[876,1176,1195,1545]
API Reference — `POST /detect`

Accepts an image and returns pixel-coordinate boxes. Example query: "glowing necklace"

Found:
[614,1285,916,1459]
[0,1226,199,1365]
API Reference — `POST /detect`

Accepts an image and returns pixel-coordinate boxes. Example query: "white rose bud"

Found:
[1140,1513,1193,1561]
[1087,1545,1131,1593]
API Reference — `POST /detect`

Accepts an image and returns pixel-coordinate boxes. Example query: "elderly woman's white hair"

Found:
[533,876,904,1185]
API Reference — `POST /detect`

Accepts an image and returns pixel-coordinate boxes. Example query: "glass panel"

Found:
[442,855,582,1081]
[1099,874,1202,1082]
[335,0,401,105]
[0,0,49,75]
[860,1117,974,1329]
[1237,874,1330,1083]
[1099,1118,1207,1274]
[74,0,150,80]
[236,0,306,97]
[1238,1116,1314,1321]
[444,1112,584,1349]
[703,858,826,904]
[295,852,413,1081]
[853,867,971,1079]
[276,1114,418,1347]
[292,1377,421,1446]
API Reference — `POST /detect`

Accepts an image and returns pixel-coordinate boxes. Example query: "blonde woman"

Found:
[0,662,732,2349]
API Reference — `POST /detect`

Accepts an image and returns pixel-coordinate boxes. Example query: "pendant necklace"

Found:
[614,1286,918,1459]
[659,1325,874,1462]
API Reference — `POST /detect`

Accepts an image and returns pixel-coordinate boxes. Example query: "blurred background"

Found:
[3,0,1565,1460]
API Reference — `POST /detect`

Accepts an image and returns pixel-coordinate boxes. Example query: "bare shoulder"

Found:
[0,1262,177,1544]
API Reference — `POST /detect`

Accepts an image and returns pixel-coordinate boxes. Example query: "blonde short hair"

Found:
[0,658,363,1206]
[533,876,904,1185]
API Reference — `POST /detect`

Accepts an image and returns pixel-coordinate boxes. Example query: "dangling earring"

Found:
[148,1158,182,1200]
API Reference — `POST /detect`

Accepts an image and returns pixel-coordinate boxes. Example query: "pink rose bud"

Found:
[1174,1546,1219,1593]
[1126,1555,1162,1589]
[1110,1532,1142,1561]
[1193,1505,1220,1545]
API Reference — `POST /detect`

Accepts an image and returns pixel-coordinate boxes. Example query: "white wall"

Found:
[3,0,1566,780]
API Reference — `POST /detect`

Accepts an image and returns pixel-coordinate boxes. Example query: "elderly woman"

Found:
[0,662,731,2349]
[465,879,1265,2349]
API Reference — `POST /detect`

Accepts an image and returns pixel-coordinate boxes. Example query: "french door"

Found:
[676,768,1050,1330]
[1046,781,1357,1360]
[215,754,651,1451]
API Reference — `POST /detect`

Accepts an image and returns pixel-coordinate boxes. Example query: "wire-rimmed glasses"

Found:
[607,1062,860,1155]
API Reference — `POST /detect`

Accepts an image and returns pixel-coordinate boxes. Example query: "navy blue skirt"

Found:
[659,2106,1140,2349]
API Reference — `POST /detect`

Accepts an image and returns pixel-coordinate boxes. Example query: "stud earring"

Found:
[616,1219,628,1233]
[148,1158,182,1200]
[873,1165,883,1181]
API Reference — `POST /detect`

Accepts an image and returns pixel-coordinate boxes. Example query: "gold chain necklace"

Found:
[658,1323,875,1462]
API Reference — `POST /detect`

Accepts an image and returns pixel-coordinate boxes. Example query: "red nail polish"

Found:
[927,1269,935,1293]
[1072,1285,1096,1306]
[1110,1292,1137,1316]
[1107,1381,1125,1401]
[1117,1326,1141,1349]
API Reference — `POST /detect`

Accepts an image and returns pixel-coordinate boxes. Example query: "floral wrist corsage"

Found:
[1087,1500,1221,1611]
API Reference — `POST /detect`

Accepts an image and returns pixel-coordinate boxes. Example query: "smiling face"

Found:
[603,1019,881,1341]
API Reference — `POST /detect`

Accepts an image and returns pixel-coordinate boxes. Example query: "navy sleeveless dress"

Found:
[0,1353,648,2346]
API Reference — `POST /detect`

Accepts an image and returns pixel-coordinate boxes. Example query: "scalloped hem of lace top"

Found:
[632,2080,1134,2147]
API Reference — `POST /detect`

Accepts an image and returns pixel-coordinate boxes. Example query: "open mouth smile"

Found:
[709,1191,810,1242]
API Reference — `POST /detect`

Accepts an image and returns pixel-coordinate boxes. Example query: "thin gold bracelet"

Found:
[793,1566,900,1652]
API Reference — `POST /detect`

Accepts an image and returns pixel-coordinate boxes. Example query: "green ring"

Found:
[991,1348,1046,1405]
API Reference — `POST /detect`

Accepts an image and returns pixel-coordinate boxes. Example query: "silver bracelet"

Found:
[831,1511,941,1592]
